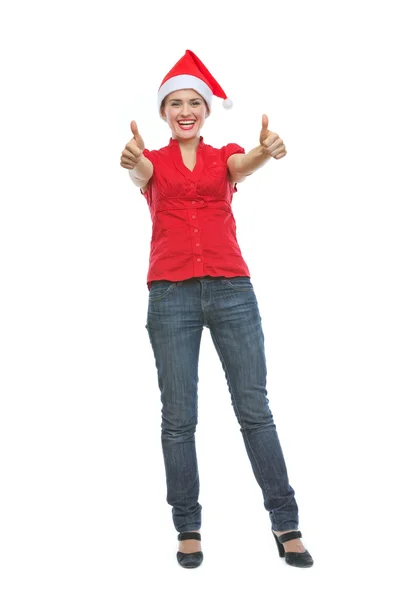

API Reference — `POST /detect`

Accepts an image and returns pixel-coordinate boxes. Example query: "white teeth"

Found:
[179,121,195,125]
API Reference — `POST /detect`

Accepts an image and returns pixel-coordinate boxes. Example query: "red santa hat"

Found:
[158,49,233,115]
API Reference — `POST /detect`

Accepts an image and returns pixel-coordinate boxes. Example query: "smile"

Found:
[178,120,196,129]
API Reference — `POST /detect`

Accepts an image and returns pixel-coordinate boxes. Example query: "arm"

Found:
[129,155,154,188]
[227,147,271,183]
[227,113,287,183]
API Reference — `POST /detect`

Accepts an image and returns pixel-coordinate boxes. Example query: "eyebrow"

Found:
[168,97,202,102]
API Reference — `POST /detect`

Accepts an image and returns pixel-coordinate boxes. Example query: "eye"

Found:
[170,101,201,107]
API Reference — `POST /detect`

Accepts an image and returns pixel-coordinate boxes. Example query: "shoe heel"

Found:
[273,532,285,557]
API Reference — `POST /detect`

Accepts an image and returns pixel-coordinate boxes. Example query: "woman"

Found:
[120,50,314,569]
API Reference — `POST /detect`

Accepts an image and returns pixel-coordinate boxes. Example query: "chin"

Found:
[179,131,198,138]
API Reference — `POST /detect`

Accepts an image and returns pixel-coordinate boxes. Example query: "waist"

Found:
[151,197,232,212]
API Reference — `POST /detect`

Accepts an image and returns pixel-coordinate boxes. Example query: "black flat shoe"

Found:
[272,530,314,568]
[176,532,203,569]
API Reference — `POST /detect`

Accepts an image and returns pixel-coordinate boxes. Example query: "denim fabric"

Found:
[145,275,299,533]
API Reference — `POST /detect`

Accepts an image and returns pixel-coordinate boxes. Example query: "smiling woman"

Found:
[160,89,209,144]
[120,49,311,571]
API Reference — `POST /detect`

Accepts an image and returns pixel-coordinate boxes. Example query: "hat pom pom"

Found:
[222,98,233,109]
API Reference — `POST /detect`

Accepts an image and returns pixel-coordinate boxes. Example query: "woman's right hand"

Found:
[120,120,146,170]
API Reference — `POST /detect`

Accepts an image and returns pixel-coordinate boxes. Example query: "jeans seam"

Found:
[148,282,176,301]
[209,330,270,496]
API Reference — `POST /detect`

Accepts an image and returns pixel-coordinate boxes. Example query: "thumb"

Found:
[130,120,140,138]
[261,113,269,134]
[130,120,145,150]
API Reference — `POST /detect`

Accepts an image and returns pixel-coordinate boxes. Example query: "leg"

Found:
[145,279,204,534]
[206,277,299,532]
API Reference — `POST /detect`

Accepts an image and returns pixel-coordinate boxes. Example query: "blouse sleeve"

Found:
[142,148,156,164]
[137,148,156,197]
[221,143,246,193]
[220,142,246,164]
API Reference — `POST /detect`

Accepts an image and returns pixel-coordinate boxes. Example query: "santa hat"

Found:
[158,49,233,115]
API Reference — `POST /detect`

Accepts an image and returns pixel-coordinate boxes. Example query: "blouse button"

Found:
[197,258,202,262]
[192,200,196,204]
[192,215,196,219]
[194,229,198,233]
[191,183,195,187]
[196,243,200,247]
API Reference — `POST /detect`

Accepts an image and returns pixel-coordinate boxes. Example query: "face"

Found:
[161,88,209,140]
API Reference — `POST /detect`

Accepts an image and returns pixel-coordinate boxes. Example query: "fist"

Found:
[259,114,287,159]
[120,120,146,170]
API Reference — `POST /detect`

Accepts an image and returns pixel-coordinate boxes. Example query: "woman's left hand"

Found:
[259,114,287,159]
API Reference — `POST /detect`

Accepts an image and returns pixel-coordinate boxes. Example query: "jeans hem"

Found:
[176,524,201,533]
[270,522,299,531]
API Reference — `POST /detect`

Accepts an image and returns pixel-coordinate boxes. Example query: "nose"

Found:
[180,103,194,117]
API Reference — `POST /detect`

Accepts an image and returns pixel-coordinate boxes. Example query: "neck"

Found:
[172,134,201,151]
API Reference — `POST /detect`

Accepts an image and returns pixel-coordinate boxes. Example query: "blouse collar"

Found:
[168,136,204,148]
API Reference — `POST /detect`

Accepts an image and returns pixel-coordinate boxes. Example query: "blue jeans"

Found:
[145,275,299,533]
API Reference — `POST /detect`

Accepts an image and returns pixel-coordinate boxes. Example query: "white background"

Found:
[1,1,399,597]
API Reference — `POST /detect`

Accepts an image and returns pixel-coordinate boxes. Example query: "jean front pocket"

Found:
[225,276,253,291]
[148,280,177,301]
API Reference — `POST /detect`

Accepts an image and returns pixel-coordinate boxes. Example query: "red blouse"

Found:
[140,136,251,290]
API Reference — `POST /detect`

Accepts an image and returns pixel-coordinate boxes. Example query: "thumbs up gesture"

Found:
[259,114,287,159]
[120,120,146,170]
